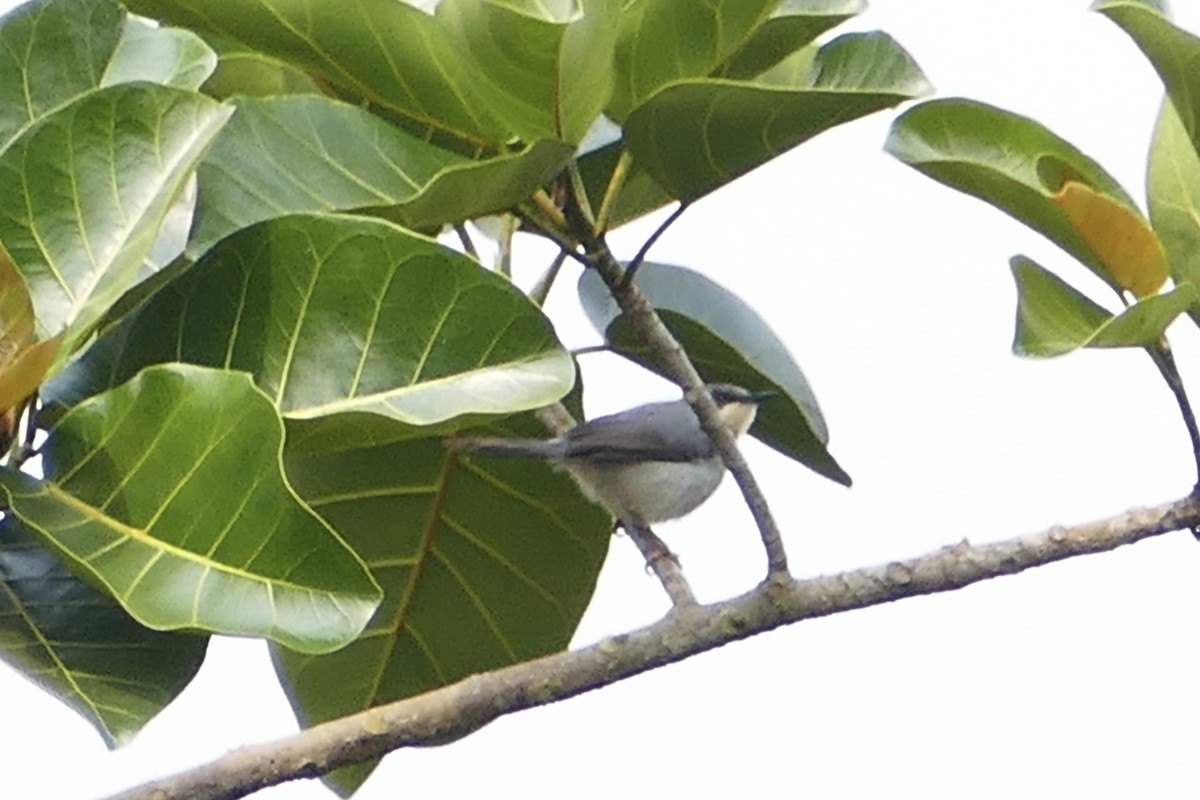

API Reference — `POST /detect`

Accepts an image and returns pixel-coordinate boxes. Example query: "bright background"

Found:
[5,1,1200,798]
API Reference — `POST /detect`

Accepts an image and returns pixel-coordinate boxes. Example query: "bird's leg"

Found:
[621,521,695,608]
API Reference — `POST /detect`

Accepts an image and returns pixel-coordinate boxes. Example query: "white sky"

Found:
[6,1,1200,798]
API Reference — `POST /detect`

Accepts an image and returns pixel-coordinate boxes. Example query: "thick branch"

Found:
[104,495,1200,800]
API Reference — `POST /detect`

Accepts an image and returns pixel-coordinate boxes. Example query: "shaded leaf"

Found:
[439,0,621,143]
[0,247,61,413]
[59,214,575,425]
[0,0,125,152]
[1094,0,1200,150]
[716,0,865,80]
[188,94,572,255]
[125,0,511,148]
[1148,97,1200,324]
[607,0,780,120]
[626,32,930,201]
[0,364,382,653]
[578,262,849,485]
[1051,181,1168,297]
[1010,255,1194,357]
[199,35,322,99]
[887,98,1145,297]
[0,83,232,356]
[0,516,207,748]
[277,411,611,795]
[102,15,217,90]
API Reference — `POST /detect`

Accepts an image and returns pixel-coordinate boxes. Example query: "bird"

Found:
[451,384,773,526]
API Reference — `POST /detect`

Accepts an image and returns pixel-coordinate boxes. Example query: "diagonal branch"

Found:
[103,494,1200,800]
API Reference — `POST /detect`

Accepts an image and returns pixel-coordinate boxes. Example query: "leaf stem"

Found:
[1148,342,1200,493]
[621,202,688,287]
[596,150,633,233]
[453,224,479,261]
[497,215,516,278]
[529,250,569,307]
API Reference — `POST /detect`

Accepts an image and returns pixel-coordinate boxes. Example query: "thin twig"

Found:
[596,150,633,233]
[566,162,596,229]
[103,494,1200,800]
[453,224,479,261]
[622,202,688,287]
[532,189,569,232]
[561,193,790,577]
[528,250,569,307]
[571,344,614,357]
[1148,343,1200,494]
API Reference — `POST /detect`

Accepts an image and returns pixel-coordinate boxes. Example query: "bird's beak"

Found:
[749,390,778,404]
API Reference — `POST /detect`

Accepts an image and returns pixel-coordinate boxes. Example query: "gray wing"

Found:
[562,400,714,463]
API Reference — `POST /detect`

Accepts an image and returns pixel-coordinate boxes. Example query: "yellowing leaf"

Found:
[0,248,60,413]
[1053,181,1168,297]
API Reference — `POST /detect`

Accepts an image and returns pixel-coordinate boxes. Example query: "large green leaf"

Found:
[578,262,850,485]
[0,364,382,653]
[1148,96,1200,325]
[0,0,125,152]
[715,0,865,79]
[124,0,512,148]
[0,517,207,747]
[277,410,611,795]
[626,32,930,201]
[886,98,1167,298]
[102,15,217,91]
[57,214,575,424]
[439,0,621,143]
[0,84,232,354]
[1010,255,1195,357]
[188,94,573,256]
[607,0,780,120]
[1094,1,1200,150]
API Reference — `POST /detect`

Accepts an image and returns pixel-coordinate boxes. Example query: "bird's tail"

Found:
[447,437,566,460]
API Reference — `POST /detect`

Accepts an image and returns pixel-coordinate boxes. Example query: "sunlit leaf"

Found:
[102,15,217,90]
[578,262,849,485]
[0,364,382,653]
[715,0,865,79]
[0,516,207,747]
[56,214,575,425]
[0,84,232,356]
[1148,98,1200,325]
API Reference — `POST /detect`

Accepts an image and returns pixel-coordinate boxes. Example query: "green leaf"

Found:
[578,262,850,485]
[0,247,61,413]
[199,35,322,99]
[0,517,207,748]
[1148,97,1200,322]
[188,94,573,255]
[715,0,865,80]
[886,98,1160,297]
[607,0,780,120]
[0,84,232,355]
[0,0,125,152]
[0,364,382,653]
[102,15,218,90]
[626,32,930,201]
[1094,1,1200,151]
[1010,255,1194,357]
[58,214,575,424]
[277,411,611,795]
[439,0,621,143]
[124,0,512,148]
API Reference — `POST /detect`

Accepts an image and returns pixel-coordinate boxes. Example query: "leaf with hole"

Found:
[0,364,382,653]
[887,97,1151,298]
